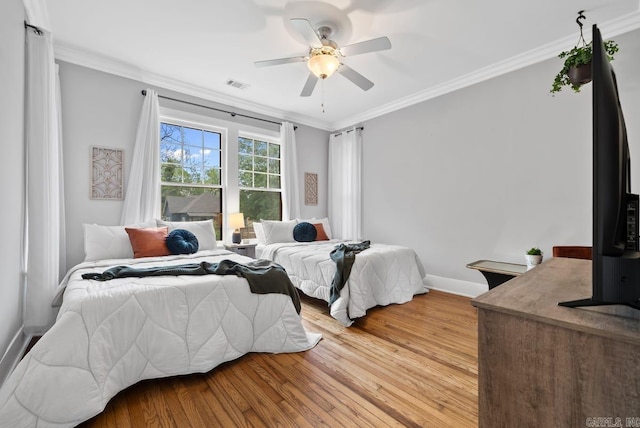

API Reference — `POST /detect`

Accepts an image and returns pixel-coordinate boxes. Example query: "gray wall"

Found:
[58,61,331,269]
[0,0,26,374]
[361,28,640,294]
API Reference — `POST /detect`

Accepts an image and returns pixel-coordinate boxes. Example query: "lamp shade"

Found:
[308,53,340,79]
[228,213,245,230]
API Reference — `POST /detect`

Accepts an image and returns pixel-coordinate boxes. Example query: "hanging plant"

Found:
[550,11,619,94]
[550,40,619,93]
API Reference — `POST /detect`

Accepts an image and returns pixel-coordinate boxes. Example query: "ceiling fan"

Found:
[255,18,392,97]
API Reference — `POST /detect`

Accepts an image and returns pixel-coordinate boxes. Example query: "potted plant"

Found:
[550,39,619,94]
[525,247,543,270]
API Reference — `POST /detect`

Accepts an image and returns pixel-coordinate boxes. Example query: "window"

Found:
[238,135,282,236]
[160,122,223,239]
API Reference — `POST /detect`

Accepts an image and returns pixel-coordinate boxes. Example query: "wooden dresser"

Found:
[472,257,640,427]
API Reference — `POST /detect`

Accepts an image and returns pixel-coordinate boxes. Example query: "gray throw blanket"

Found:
[82,259,301,313]
[329,240,371,305]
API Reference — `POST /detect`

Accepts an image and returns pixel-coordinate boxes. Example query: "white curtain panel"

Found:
[280,121,301,221]
[24,27,65,332]
[328,128,362,240]
[120,89,161,225]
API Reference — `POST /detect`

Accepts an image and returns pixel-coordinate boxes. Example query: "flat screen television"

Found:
[559,24,640,310]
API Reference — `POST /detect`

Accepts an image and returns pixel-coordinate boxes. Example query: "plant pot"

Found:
[568,62,592,86]
[525,253,543,271]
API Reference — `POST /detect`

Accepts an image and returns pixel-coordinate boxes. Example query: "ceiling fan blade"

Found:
[340,36,392,56]
[337,64,374,91]
[254,56,307,67]
[300,73,318,97]
[290,18,323,46]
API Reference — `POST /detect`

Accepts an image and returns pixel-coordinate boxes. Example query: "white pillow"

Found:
[83,220,156,261]
[297,217,332,240]
[261,220,296,244]
[253,222,266,245]
[156,219,218,250]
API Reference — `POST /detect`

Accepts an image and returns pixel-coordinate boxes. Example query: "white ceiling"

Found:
[48,0,640,131]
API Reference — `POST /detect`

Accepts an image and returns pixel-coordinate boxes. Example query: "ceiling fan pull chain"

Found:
[321,78,326,113]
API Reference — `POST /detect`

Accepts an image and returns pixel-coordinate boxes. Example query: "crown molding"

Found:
[53,42,332,131]
[330,11,640,131]
[54,11,640,133]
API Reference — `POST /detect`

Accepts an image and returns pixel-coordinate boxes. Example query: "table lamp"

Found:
[229,213,245,244]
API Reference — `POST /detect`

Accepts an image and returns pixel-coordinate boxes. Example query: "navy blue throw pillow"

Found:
[166,229,199,255]
[293,222,317,242]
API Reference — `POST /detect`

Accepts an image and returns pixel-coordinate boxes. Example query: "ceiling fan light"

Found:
[308,54,340,79]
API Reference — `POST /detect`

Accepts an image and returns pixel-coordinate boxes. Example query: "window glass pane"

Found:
[255,140,268,157]
[239,171,253,187]
[161,185,222,238]
[268,158,280,174]
[240,190,282,238]
[182,127,202,146]
[239,137,253,155]
[160,123,182,144]
[238,154,253,171]
[204,149,221,168]
[161,163,184,183]
[254,173,267,188]
[269,175,281,189]
[254,157,268,173]
[203,131,220,150]
[184,164,203,184]
[160,143,182,163]
[183,145,203,164]
[268,143,280,159]
[203,167,221,185]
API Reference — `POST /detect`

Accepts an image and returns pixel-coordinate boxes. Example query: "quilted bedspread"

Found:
[0,250,321,427]
[259,241,428,326]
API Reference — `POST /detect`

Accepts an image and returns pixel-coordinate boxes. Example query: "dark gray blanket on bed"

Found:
[329,240,371,305]
[82,259,301,313]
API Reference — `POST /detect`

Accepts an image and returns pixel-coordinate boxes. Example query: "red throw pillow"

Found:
[313,223,329,241]
[125,227,170,258]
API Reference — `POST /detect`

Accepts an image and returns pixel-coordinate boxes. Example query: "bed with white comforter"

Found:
[0,250,321,428]
[258,241,428,326]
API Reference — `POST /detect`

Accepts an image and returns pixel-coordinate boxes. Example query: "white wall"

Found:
[58,62,331,269]
[361,27,640,295]
[0,0,26,380]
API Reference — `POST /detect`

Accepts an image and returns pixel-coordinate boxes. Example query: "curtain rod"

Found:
[332,126,364,137]
[141,90,295,129]
[24,21,43,35]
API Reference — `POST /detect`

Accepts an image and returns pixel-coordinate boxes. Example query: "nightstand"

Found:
[224,243,257,258]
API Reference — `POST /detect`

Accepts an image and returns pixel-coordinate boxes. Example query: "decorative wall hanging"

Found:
[91,146,124,200]
[305,172,318,206]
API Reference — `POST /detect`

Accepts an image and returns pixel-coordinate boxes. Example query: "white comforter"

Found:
[0,250,321,428]
[259,241,428,326]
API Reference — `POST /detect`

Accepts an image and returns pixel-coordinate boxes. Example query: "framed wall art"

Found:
[91,146,124,200]
[304,172,318,206]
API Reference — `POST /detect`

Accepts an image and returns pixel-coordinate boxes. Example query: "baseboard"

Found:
[0,327,31,388]
[425,274,488,298]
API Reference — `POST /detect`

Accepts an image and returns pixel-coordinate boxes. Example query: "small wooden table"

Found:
[466,259,528,289]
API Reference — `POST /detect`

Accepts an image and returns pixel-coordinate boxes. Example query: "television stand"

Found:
[472,258,640,427]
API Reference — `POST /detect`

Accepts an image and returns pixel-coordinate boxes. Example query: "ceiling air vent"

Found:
[225,79,250,90]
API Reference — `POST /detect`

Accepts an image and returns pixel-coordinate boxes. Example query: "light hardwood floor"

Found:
[79,290,478,427]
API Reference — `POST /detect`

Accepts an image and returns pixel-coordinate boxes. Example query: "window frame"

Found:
[158,107,283,243]
[158,111,227,238]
